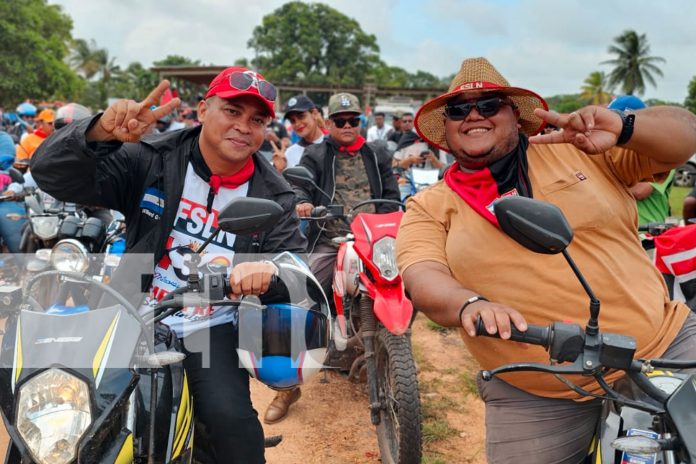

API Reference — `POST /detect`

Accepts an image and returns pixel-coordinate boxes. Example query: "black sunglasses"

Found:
[228,71,277,102]
[444,96,514,121]
[331,116,361,128]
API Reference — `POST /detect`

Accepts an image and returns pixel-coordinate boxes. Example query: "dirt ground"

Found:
[257,314,486,464]
[0,314,486,463]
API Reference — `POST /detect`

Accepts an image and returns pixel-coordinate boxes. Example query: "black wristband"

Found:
[458,295,489,323]
[610,109,635,146]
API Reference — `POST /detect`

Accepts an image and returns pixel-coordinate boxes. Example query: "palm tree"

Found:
[601,30,665,95]
[580,71,614,105]
[69,39,105,80]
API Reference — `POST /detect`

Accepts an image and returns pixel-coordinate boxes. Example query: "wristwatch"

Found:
[610,109,635,146]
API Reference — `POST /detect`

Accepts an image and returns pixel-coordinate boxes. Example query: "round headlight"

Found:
[17,369,92,464]
[50,239,89,273]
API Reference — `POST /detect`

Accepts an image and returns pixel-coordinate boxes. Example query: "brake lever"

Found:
[481,360,584,381]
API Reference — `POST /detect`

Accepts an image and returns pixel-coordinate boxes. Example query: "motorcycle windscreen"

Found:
[665,374,696,462]
[236,303,328,389]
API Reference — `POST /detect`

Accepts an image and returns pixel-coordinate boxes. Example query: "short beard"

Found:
[449,133,520,171]
[453,147,512,171]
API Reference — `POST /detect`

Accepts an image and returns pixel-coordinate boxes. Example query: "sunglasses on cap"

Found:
[444,96,515,121]
[228,71,277,102]
[331,116,361,128]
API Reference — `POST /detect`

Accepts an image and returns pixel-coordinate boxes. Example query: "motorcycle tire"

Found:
[374,327,422,464]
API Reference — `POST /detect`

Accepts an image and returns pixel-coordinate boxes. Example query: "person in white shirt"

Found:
[271,95,326,173]
[366,111,392,142]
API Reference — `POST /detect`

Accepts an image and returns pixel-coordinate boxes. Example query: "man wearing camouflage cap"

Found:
[279,92,399,421]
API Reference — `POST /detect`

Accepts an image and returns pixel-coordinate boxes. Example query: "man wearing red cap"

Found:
[397,57,696,463]
[31,67,306,463]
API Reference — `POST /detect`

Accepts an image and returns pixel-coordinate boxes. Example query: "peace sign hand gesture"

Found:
[528,106,624,155]
[87,80,181,143]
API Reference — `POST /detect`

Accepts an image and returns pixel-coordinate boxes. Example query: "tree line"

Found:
[2,0,695,114]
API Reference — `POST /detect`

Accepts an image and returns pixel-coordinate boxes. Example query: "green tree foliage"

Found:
[580,71,614,105]
[644,98,683,108]
[153,55,202,67]
[0,0,81,107]
[108,62,158,101]
[248,2,380,86]
[545,94,591,113]
[407,70,442,89]
[70,38,106,79]
[371,62,411,87]
[601,30,665,96]
[685,76,696,114]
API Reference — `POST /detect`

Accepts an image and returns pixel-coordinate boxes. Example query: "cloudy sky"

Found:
[50,0,696,103]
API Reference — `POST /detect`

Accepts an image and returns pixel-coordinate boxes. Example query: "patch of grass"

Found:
[422,453,448,464]
[426,319,454,334]
[421,393,459,420]
[458,371,480,398]
[422,418,459,444]
[411,343,435,372]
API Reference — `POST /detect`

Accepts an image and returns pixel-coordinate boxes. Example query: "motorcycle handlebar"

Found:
[475,318,551,348]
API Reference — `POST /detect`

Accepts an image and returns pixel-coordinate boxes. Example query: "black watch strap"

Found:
[611,109,636,146]
[458,295,489,323]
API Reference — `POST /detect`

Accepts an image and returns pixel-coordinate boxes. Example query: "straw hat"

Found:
[415,57,548,152]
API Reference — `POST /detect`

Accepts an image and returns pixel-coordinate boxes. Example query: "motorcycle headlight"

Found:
[17,369,92,464]
[51,239,89,273]
[372,236,398,281]
[32,216,61,240]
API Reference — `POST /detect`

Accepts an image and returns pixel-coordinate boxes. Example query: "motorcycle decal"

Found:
[92,311,121,388]
[140,187,165,219]
[172,372,194,459]
[114,433,134,464]
[11,317,22,392]
[359,216,373,246]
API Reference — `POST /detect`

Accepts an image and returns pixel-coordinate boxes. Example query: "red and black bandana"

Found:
[444,135,532,226]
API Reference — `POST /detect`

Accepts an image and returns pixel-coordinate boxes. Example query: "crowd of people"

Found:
[2,57,696,463]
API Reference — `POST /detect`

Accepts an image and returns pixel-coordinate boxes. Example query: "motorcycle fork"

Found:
[360,295,381,426]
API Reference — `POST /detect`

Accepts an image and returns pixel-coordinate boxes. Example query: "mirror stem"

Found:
[562,250,601,334]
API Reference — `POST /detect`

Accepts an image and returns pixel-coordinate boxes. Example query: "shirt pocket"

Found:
[538,172,612,231]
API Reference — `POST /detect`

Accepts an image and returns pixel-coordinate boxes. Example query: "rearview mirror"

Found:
[283,166,315,187]
[217,197,284,236]
[494,196,573,255]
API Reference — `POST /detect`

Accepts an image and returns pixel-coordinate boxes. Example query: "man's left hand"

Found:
[228,261,277,298]
[528,106,624,154]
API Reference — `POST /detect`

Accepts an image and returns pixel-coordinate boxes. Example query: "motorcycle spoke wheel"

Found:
[374,327,422,464]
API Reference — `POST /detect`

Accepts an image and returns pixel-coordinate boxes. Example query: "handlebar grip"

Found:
[311,206,327,218]
[475,317,551,348]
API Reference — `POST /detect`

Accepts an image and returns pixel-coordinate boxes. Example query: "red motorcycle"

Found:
[284,167,422,464]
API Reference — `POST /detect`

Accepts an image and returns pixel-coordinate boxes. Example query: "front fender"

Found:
[364,278,413,335]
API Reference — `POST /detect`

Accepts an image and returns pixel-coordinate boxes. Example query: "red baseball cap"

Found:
[205,67,277,118]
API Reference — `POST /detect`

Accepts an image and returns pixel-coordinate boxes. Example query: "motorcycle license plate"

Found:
[620,429,659,464]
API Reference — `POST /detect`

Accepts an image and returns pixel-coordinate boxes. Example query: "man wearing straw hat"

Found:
[396,57,696,463]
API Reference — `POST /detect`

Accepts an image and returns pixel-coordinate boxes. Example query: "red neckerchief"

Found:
[34,129,48,139]
[208,157,255,194]
[444,135,532,226]
[444,163,502,226]
[338,135,366,155]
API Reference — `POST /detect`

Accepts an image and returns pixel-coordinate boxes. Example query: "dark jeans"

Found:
[477,311,696,464]
[182,323,265,464]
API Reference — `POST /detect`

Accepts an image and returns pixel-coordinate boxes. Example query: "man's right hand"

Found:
[460,300,527,340]
[296,203,314,217]
[87,80,181,143]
